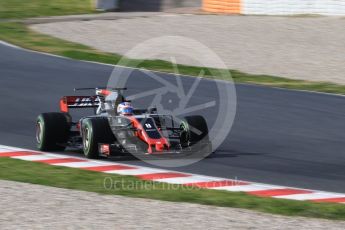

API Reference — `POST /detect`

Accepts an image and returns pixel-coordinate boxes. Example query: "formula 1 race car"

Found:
[36,88,212,159]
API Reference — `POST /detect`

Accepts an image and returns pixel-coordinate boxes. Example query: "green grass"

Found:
[1,157,345,220]
[0,0,95,19]
[1,22,345,95]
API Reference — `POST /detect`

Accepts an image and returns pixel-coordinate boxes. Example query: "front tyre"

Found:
[82,118,114,159]
[36,113,70,151]
[180,115,212,157]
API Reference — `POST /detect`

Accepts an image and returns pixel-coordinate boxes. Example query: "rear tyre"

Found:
[180,115,212,156]
[36,113,70,151]
[82,118,115,159]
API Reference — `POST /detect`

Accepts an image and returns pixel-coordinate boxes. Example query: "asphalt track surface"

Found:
[1,43,345,193]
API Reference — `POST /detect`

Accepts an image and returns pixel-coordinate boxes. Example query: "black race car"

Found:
[36,88,212,159]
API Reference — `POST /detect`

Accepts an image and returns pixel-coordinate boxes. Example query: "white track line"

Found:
[275,192,345,201]
[0,148,12,153]
[106,168,168,175]
[211,184,283,192]
[0,145,31,152]
[11,154,58,161]
[51,161,110,168]
[0,40,22,49]
[153,175,223,184]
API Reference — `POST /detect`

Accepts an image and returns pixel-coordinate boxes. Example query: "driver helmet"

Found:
[117,102,133,116]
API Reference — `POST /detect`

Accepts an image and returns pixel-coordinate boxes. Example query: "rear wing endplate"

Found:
[60,96,100,113]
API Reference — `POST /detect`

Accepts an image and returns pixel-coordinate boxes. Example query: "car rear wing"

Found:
[59,96,100,113]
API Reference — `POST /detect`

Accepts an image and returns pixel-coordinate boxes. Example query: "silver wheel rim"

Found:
[83,127,90,150]
[180,122,189,142]
[36,121,43,144]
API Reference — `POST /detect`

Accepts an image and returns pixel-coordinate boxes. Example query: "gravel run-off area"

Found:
[1,180,344,230]
[30,14,345,84]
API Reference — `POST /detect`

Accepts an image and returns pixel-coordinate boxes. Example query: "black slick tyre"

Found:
[82,118,114,159]
[36,113,70,151]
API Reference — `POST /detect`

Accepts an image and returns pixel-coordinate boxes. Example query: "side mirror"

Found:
[148,107,157,114]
